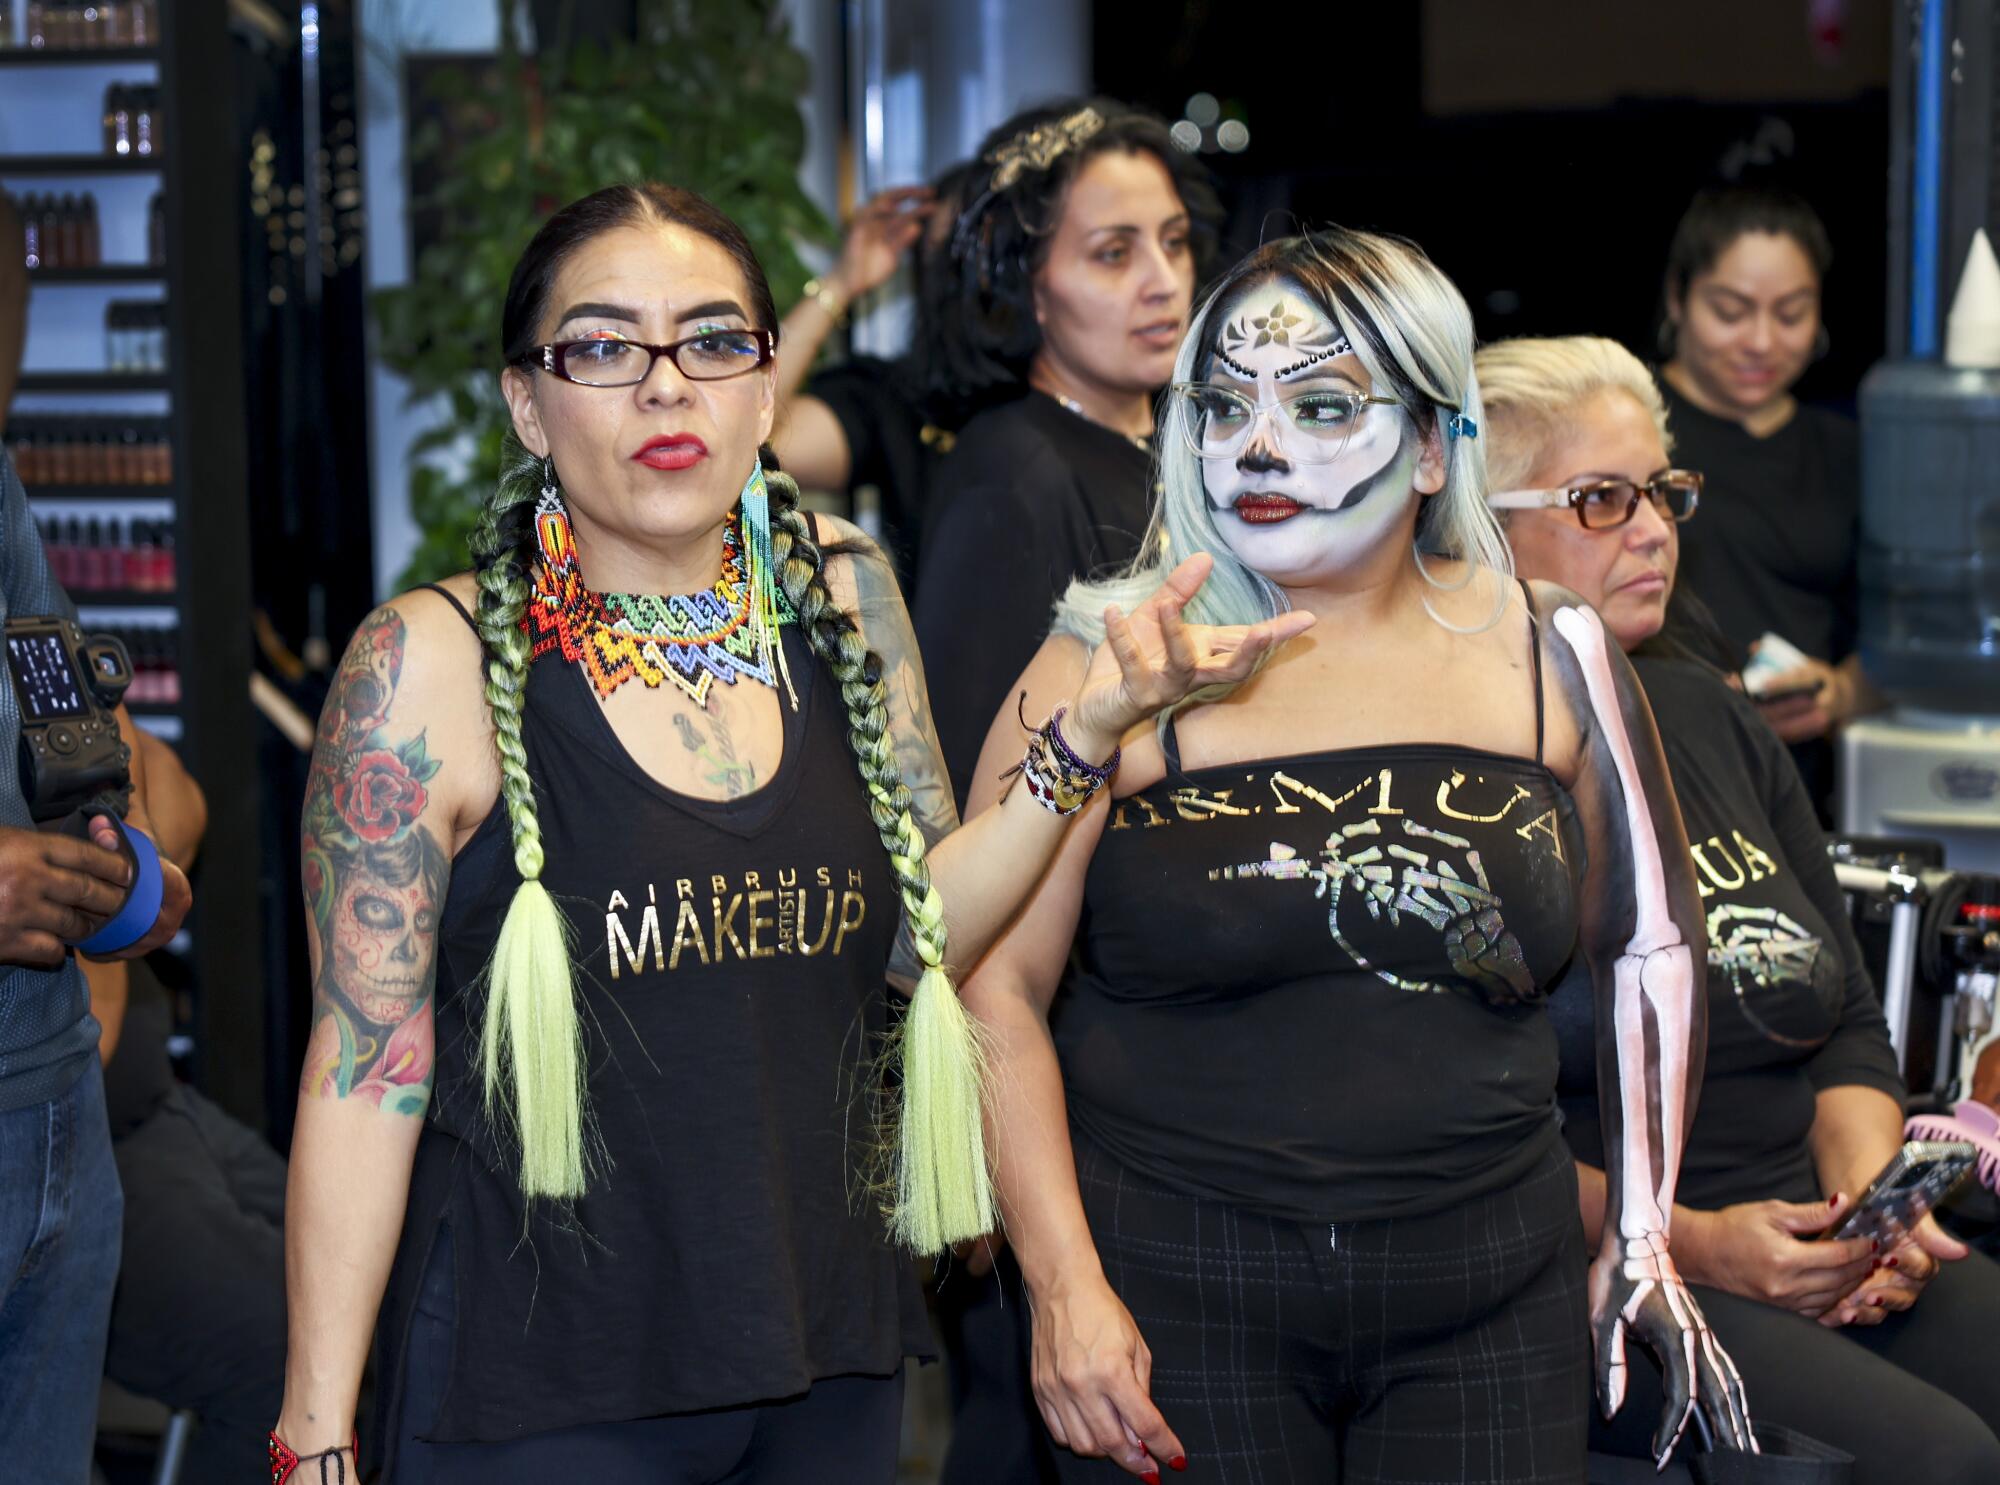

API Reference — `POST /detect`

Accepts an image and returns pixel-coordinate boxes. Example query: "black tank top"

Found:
[1059,585,1587,1223]
[374,587,928,1449]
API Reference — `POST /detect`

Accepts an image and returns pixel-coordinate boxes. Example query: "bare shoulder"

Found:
[317,577,499,842]
[1521,579,1636,784]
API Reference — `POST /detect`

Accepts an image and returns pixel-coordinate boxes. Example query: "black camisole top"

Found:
[1058,585,1589,1223]
[372,586,928,1452]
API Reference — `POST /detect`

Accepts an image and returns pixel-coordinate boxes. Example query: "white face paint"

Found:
[1198,278,1421,588]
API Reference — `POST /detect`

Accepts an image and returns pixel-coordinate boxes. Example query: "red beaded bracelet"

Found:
[268,1430,359,1484]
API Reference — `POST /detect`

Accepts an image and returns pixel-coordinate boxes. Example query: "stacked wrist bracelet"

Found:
[1015,704,1120,816]
[269,1430,358,1484]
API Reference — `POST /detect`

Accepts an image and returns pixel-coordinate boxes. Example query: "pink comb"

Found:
[1905,1101,2000,1195]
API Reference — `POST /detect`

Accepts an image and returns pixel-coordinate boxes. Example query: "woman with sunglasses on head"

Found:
[268,183,1304,1485]
[1482,334,2000,1485]
[1655,185,1870,817]
[910,99,1221,807]
[955,230,1751,1484]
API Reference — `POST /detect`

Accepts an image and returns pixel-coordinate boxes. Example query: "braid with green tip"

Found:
[467,442,591,1200]
[764,467,993,1250]
[766,482,948,965]
[469,447,548,883]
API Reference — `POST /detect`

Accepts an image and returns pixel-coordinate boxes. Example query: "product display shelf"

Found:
[26,265,167,283]
[0,46,162,66]
[2,0,261,1123]
[22,482,171,498]
[0,152,165,175]
[16,370,169,391]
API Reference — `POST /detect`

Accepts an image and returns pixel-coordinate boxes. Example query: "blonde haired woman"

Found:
[1483,333,2000,1485]
[959,231,1752,1483]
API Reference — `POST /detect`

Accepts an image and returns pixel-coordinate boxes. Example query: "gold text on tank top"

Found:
[601,867,869,978]
[1687,830,1780,898]
[1109,766,1567,868]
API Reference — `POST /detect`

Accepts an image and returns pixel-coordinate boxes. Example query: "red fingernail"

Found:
[1171,1459,1188,1474]
[1886,1256,1899,1269]
[1143,1472,1160,1485]
[1829,1193,1842,1208]
[1871,1239,1881,1252]
[1872,1295,1887,1307]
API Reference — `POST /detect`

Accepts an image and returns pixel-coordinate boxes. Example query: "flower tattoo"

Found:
[300,605,449,1112]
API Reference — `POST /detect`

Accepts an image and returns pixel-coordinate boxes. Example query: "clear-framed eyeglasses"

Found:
[1487,469,1703,530]
[515,329,776,387]
[1168,381,1403,464]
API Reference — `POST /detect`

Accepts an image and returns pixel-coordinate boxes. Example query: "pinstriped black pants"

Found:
[1055,1129,1589,1485]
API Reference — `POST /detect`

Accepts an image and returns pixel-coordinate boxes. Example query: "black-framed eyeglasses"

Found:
[1168,381,1402,464]
[515,329,776,387]
[1487,468,1702,530]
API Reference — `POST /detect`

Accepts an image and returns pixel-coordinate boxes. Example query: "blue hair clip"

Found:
[1447,411,1478,440]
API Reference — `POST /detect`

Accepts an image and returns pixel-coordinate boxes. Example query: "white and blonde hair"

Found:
[1474,335,1674,494]
[1053,226,1509,666]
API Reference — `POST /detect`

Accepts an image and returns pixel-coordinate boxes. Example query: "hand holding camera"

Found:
[1,616,189,966]
[0,819,136,967]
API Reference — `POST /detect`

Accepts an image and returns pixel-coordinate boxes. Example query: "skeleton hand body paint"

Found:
[1554,604,1754,1463]
[1196,281,1422,587]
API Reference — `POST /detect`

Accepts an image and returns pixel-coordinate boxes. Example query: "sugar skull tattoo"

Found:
[300,605,448,1114]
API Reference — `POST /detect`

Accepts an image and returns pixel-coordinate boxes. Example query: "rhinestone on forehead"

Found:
[1275,337,1353,378]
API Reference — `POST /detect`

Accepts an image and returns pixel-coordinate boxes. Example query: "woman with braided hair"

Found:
[271,183,1305,1485]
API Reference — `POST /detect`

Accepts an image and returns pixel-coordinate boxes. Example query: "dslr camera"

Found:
[4,616,162,953]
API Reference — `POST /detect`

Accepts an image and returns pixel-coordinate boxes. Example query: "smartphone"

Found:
[1749,677,1827,706]
[1822,1140,1977,1244]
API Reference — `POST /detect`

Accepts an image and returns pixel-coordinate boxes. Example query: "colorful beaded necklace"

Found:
[524,481,796,709]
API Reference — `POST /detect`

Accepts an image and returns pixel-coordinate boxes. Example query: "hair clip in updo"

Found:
[1446,411,1479,440]
[987,106,1106,190]
[950,106,1109,267]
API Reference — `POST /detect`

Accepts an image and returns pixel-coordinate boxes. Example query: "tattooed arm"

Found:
[1542,585,1752,1463]
[276,590,489,1466]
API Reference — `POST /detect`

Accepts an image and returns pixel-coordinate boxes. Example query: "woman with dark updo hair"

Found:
[270,181,1301,1484]
[911,97,1223,807]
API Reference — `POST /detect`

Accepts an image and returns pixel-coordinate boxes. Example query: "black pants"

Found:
[1056,1130,1590,1485]
[1589,1255,2000,1485]
[935,1249,1060,1485]
[389,1226,906,1484]
[106,1081,288,1484]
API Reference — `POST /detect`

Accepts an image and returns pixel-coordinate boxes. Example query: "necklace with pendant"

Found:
[1049,391,1152,454]
[524,491,795,710]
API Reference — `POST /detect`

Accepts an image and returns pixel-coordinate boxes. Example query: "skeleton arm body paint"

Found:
[1550,600,1754,1461]
[1553,604,1689,1264]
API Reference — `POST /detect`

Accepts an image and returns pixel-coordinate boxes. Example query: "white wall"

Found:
[356,0,504,598]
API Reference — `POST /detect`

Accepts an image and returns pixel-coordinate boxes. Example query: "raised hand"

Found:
[828,185,936,304]
[1063,553,1315,758]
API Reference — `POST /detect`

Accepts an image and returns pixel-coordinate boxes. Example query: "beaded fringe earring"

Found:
[739,461,798,707]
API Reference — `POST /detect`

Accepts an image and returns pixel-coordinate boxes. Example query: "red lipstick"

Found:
[1233,493,1307,524]
[632,434,707,471]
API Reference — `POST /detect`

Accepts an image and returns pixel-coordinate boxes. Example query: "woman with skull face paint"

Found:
[1483,335,2000,1485]
[955,230,1754,1483]
[271,183,1307,1485]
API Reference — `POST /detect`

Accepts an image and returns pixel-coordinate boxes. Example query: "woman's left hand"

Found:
[1819,1213,1970,1326]
[1750,653,1851,743]
[1062,554,1316,759]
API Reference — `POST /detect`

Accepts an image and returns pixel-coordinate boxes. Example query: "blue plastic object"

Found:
[75,818,164,955]
[1912,0,1948,357]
